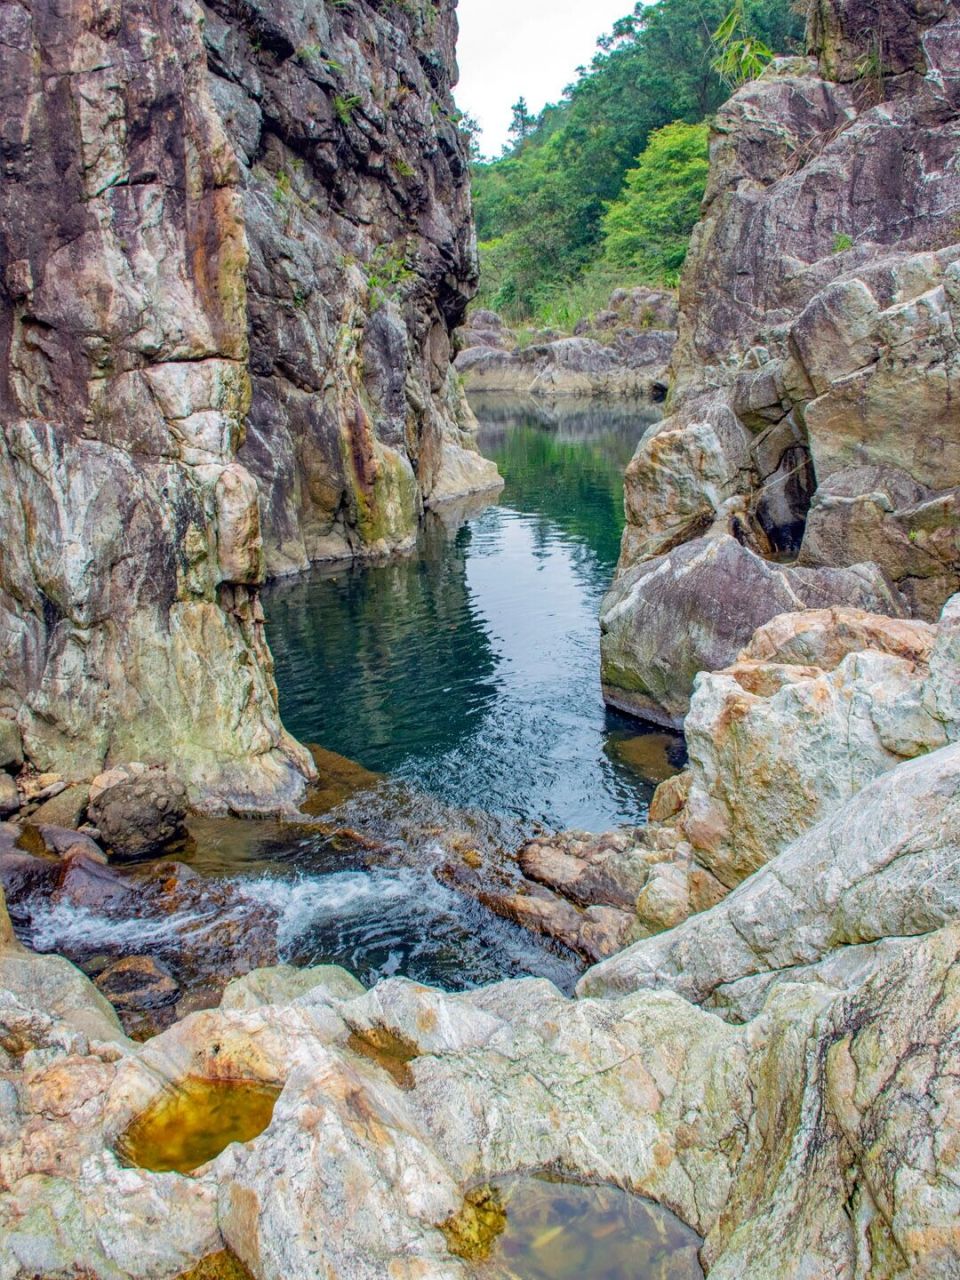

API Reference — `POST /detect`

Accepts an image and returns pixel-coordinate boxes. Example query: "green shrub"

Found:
[470,0,803,320]
[711,1,776,87]
[599,121,711,285]
[366,243,415,307]
[333,94,361,125]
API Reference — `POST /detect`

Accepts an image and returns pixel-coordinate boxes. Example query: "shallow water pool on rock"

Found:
[115,1076,281,1174]
[442,1175,704,1279]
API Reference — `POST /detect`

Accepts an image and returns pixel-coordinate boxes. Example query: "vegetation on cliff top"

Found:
[471,0,805,323]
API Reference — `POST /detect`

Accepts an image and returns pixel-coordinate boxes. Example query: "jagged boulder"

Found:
[579,738,960,1003]
[675,602,955,887]
[600,533,904,726]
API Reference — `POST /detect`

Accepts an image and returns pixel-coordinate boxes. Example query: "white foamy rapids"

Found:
[235,867,454,957]
[17,863,582,993]
[22,899,225,954]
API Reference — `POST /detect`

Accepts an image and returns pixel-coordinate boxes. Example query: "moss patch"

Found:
[175,1251,256,1280]
[440,1183,508,1261]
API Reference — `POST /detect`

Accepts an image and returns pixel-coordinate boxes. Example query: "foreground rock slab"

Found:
[2,860,960,1277]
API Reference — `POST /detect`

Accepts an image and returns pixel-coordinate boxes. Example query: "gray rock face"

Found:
[601,3,960,720]
[600,533,905,726]
[455,289,678,400]
[203,0,499,575]
[0,0,490,808]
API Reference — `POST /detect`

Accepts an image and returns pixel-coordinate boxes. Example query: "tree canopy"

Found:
[471,0,805,321]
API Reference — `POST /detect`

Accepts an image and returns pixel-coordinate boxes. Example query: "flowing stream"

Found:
[267,397,670,832]
[21,398,678,997]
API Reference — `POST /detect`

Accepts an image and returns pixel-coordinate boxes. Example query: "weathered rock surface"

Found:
[600,533,905,726]
[0,0,491,811]
[3,871,960,1277]
[580,738,960,1009]
[601,3,960,719]
[205,0,501,575]
[88,767,188,861]
[675,600,956,886]
[512,596,959,955]
[457,333,676,400]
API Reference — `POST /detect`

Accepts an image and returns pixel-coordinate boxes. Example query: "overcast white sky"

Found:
[455,0,635,158]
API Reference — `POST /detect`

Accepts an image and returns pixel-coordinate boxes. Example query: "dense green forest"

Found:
[470,0,805,324]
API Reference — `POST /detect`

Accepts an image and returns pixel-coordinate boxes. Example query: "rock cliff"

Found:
[601,0,960,724]
[0,0,494,809]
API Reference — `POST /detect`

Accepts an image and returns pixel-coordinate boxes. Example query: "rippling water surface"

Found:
[23,400,678,996]
[267,398,669,833]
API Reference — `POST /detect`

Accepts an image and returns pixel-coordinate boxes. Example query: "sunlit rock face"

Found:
[522,595,960,954]
[0,0,492,809]
[601,0,960,723]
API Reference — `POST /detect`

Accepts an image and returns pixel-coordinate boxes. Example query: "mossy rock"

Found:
[175,1251,255,1280]
[440,1184,508,1261]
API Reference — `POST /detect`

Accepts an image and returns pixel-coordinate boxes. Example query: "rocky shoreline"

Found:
[454,290,678,402]
[599,3,960,724]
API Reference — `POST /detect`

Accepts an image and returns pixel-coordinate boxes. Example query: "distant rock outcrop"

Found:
[455,287,678,401]
[601,0,960,722]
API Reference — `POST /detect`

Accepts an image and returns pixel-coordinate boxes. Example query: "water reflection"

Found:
[442,1175,704,1279]
[265,400,673,833]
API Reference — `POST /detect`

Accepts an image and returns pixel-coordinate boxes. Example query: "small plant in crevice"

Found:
[391,155,416,179]
[365,241,416,308]
[854,35,886,104]
[712,1,775,88]
[272,169,291,206]
[297,44,345,75]
[333,94,362,125]
[832,232,854,254]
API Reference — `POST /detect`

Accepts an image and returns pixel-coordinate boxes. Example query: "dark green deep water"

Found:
[266,399,674,833]
[23,402,683,996]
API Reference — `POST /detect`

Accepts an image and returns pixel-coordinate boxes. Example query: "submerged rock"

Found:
[94,956,180,1022]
